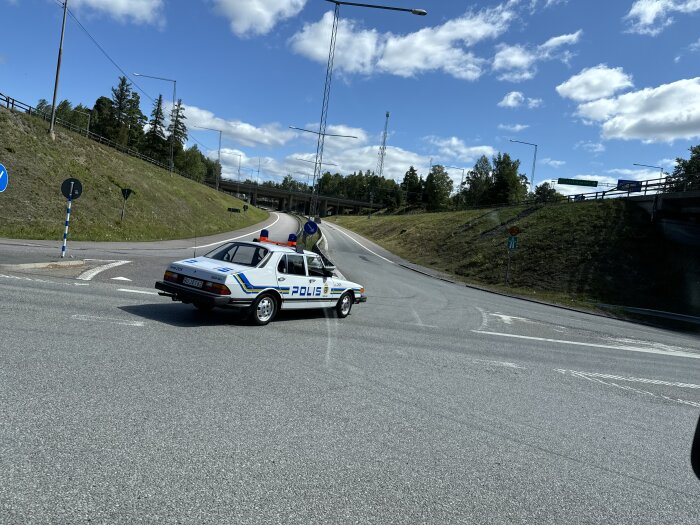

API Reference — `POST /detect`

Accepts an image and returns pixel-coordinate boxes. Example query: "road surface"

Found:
[1,214,699,523]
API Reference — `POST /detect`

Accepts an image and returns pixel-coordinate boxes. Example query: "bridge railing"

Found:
[564,174,700,202]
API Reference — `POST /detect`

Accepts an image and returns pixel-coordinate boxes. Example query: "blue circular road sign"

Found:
[304,220,319,235]
[0,164,8,193]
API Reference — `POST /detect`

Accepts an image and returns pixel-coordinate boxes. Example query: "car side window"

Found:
[277,255,287,274]
[287,255,306,276]
[306,255,325,277]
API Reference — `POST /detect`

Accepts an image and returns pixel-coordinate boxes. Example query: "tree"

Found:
[55,99,73,123]
[91,96,115,138]
[144,94,168,163]
[167,98,187,154]
[110,76,133,144]
[175,145,207,182]
[401,166,423,205]
[424,165,453,211]
[36,98,51,115]
[489,153,528,205]
[126,92,147,150]
[463,155,494,207]
[533,182,562,203]
[671,144,700,190]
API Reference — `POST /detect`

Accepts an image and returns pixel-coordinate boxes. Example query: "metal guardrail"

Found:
[564,175,700,202]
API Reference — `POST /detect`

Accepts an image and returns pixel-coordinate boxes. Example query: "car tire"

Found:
[193,301,214,312]
[336,292,353,318]
[250,293,278,326]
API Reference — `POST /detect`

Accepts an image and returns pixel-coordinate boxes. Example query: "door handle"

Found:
[278,277,286,282]
[309,279,317,282]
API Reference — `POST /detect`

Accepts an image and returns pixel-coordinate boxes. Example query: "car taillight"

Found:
[164,271,179,282]
[204,282,231,295]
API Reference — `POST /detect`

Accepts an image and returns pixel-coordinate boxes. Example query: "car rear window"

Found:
[205,243,268,267]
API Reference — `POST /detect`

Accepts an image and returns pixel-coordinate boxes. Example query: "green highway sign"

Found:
[557,178,598,187]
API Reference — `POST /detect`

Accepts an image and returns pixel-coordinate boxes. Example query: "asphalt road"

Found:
[1,214,699,523]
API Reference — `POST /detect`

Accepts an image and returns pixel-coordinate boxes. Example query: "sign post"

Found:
[60,178,82,258]
[120,188,133,221]
[0,163,8,193]
[505,226,520,285]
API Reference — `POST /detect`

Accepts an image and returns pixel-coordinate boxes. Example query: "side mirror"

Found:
[323,267,335,278]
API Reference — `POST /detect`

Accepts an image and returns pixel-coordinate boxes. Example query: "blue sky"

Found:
[2,0,700,195]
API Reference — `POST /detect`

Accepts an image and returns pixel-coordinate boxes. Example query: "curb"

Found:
[0,260,86,270]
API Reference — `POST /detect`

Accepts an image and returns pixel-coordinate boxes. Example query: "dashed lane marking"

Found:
[77,260,130,281]
[118,288,159,296]
[72,314,144,327]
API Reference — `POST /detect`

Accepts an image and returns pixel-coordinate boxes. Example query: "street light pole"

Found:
[308,0,427,216]
[446,165,466,208]
[193,125,223,190]
[509,139,538,191]
[633,163,664,178]
[134,73,177,173]
[49,0,69,141]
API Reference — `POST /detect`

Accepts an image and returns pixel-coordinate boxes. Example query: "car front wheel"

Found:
[250,293,278,326]
[336,292,353,318]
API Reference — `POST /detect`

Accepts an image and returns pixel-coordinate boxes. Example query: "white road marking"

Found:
[488,312,533,325]
[474,306,489,331]
[324,224,395,264]
[556,369,700,408]
[0,273,89,287]
[111,276,132,281]
[472,330,700,360]
[473,359,526,370]
[410,307,439,328]
[192,212,281,249]
[555,370,700,389]
[71,314,144,327]
[77,260,130,281]
[118,288,159,295]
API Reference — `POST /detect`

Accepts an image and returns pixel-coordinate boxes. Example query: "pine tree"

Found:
[90,96,115,138]
[424,165,453,211]
[167,98,188,153]
[144,94,167,163]
[126,92,146,150]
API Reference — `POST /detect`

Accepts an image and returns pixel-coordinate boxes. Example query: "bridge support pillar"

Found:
[320,199,328,217]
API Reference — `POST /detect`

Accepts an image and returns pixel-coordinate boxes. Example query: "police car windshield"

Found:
[204,242,268,267]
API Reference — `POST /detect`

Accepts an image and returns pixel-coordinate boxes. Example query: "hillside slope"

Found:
[331,201,696,315]
[0,108,267,241]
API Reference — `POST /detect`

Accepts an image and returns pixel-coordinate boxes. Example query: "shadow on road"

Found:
[119,303,331,327]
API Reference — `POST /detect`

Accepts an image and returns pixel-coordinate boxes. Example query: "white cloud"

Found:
[71,0,163,24]
[424,136,497,164]
[607,167,663,178]
[625,0,700,36]
[498,123,530,132]
[497,91,543,108]
[556,64,634,102]
[575,141,606,154]
[184,104,296,148]
[213,0,306,37]
[290,3,515,81]
[541,157,565,168]
[691,37,700,51]
[575,77,700,143]
[493,30,582,82]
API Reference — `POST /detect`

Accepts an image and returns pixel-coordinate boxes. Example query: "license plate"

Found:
[182,277,204,288]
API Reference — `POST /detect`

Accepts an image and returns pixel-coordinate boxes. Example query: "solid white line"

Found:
[118,288,159,295]
[71,314,144,327]
[191,212,281,250]
[110,276,132,281]
[472,330,700,360]
[325,223,395,264]
[77,260,130,281]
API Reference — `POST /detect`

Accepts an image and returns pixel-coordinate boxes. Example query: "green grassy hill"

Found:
[0,108,267,241]
[331,201,693,315]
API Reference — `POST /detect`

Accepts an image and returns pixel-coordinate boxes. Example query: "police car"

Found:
[155,229,367,325]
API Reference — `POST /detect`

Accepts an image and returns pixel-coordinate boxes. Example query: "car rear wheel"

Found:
[336,292,353,318]
[250,293,278,326]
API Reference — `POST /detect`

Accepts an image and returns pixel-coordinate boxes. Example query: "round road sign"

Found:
[304,220,319,235]
[61,178,83,200]
[0,164,8,193]
[508,225,520,236]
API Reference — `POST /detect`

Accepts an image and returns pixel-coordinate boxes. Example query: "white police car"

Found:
[155,229,367,325]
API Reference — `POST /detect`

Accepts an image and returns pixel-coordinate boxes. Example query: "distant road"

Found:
[1,213,699,523]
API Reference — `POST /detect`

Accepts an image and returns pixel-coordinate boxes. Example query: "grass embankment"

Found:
[0,108,267,241]
[330,201,680,312]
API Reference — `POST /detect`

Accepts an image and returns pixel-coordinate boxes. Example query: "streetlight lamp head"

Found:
[411,8,427,15]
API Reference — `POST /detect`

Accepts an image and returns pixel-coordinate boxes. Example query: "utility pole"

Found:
[49,0,69,141]
[376,111,390,179]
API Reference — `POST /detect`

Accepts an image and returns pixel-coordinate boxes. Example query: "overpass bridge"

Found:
[217,180,381,215]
